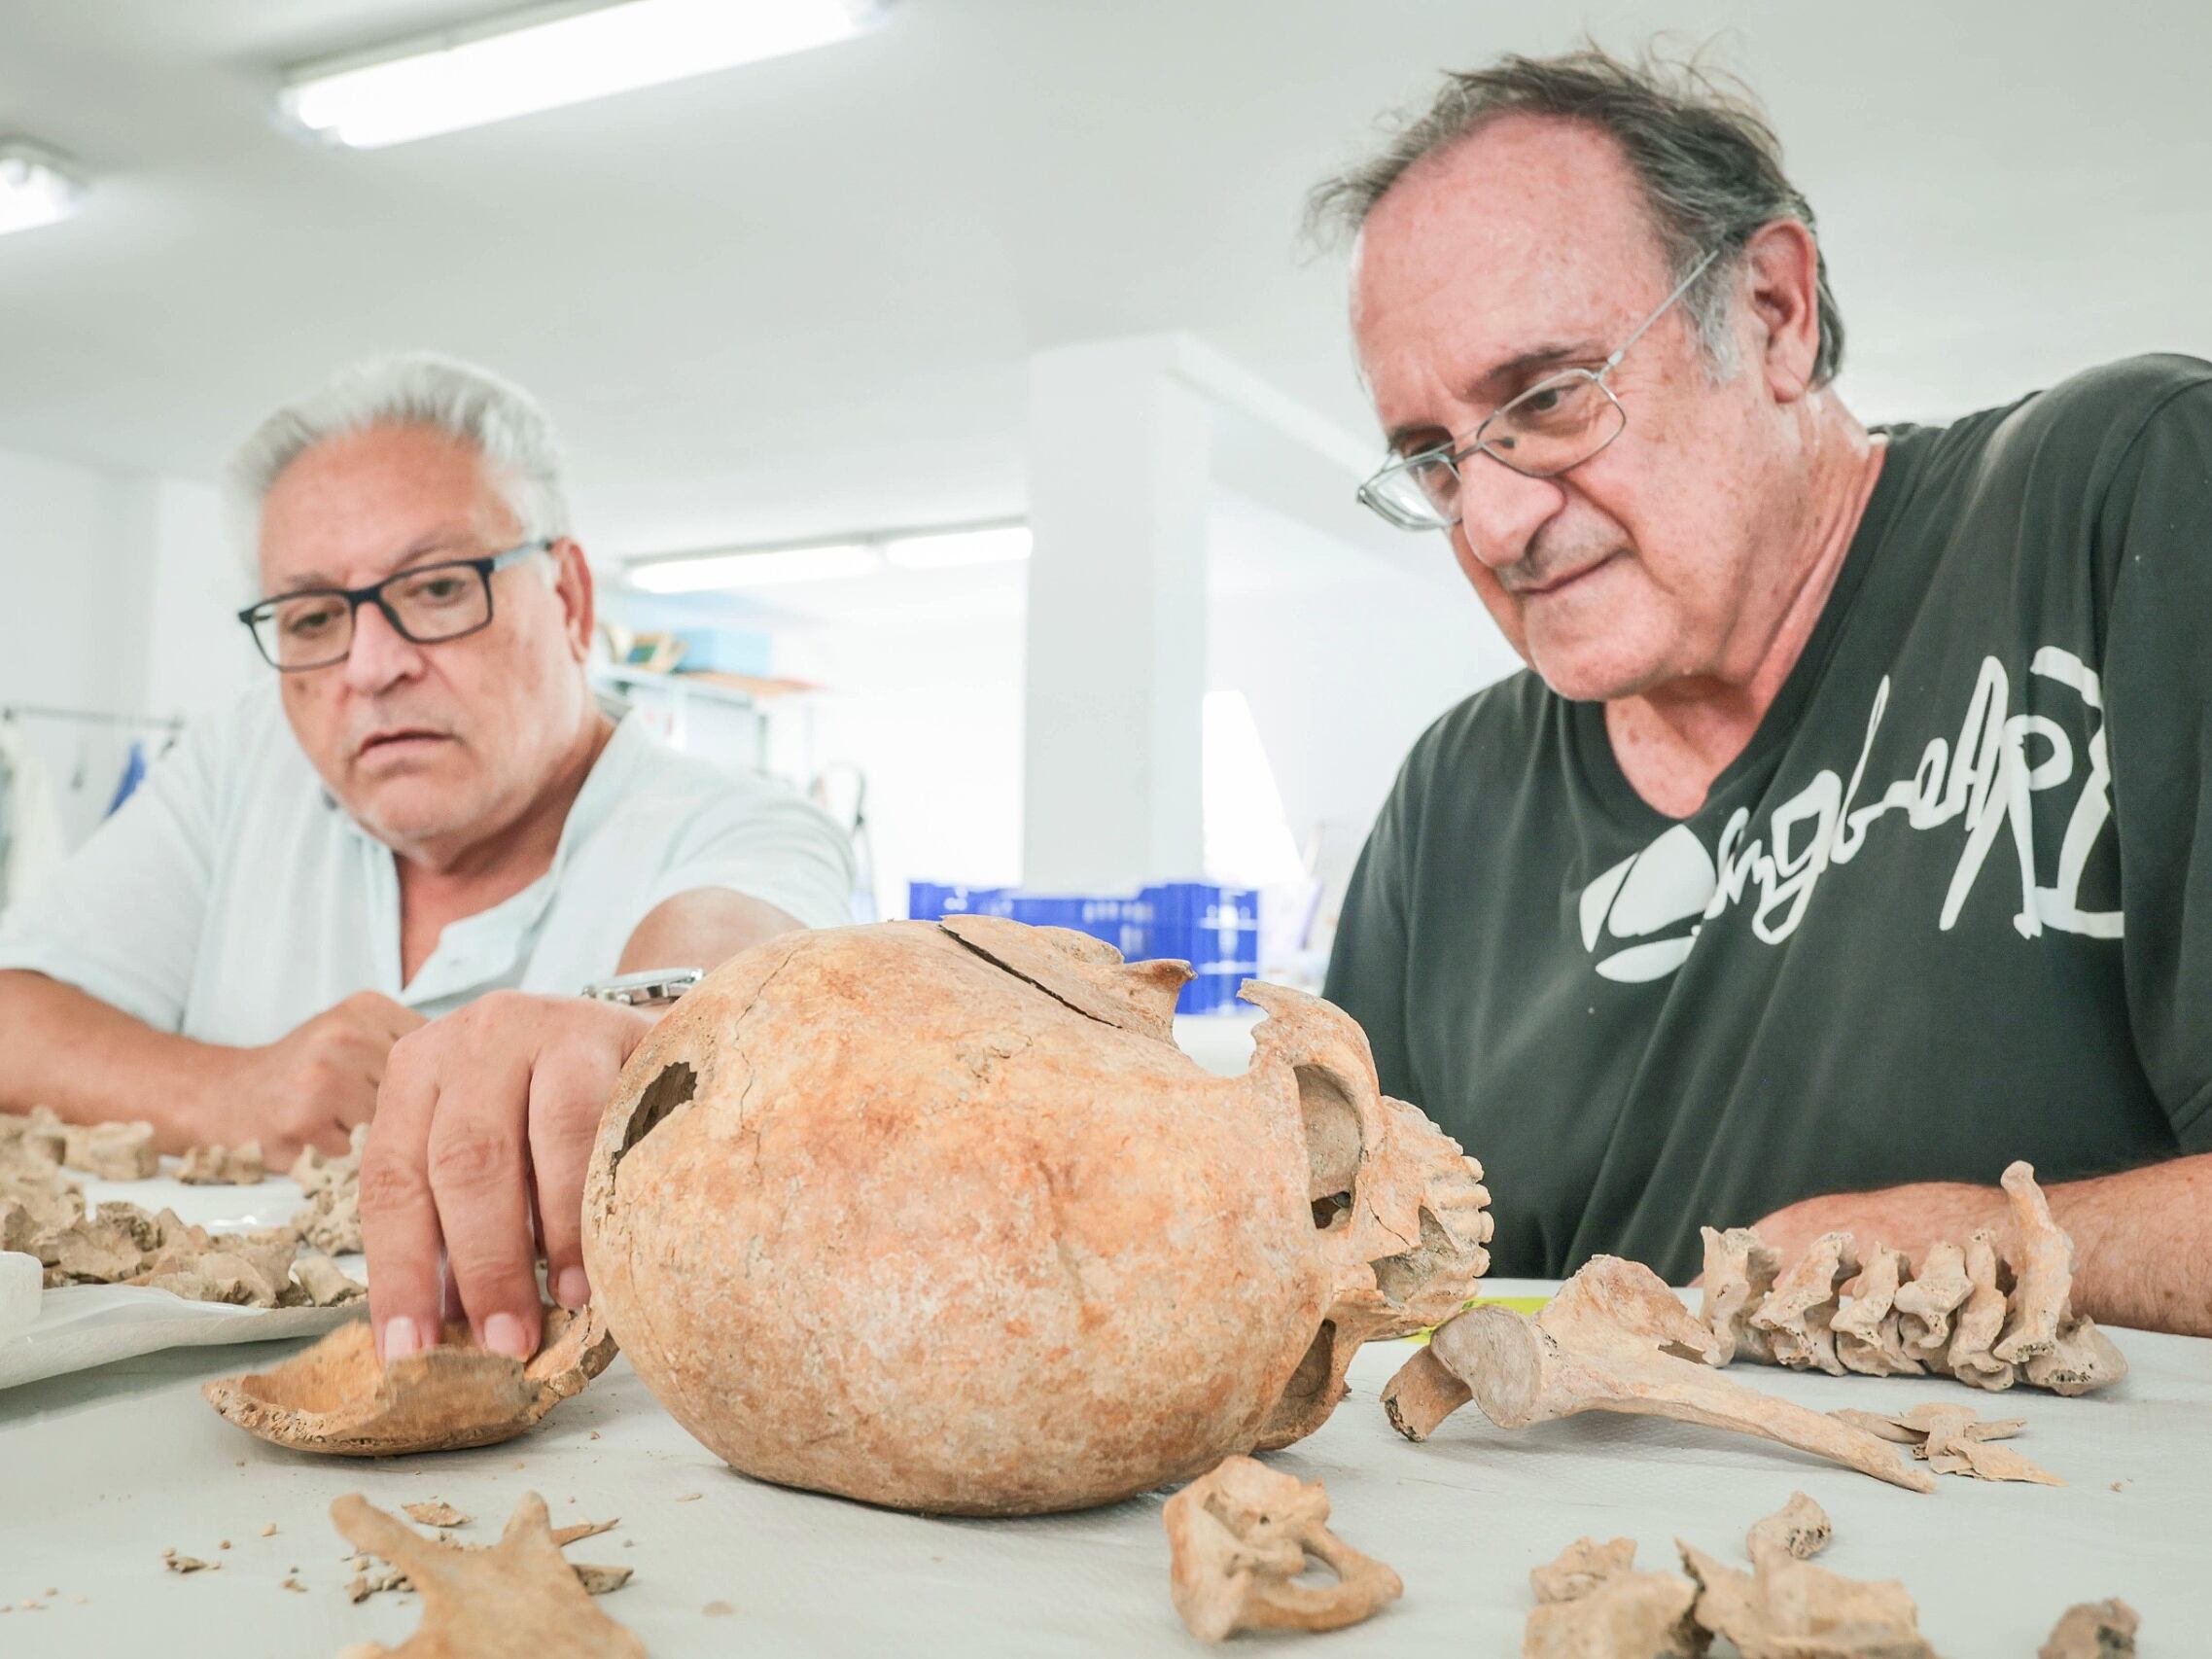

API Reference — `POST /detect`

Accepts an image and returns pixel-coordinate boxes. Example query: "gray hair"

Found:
[1308,46,1843,386]
[229,351,573,554]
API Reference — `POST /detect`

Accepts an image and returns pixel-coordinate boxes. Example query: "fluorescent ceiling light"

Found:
[881,525,1033,569]
[281,0,891,150]
[630,543,879,592]
[0,143,85,238]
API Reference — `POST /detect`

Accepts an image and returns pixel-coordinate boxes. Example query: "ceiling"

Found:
[3,0,2208,566]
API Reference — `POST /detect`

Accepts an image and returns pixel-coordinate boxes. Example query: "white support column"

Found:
[1020,335,1211,891]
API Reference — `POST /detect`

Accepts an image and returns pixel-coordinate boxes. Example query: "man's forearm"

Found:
[1750,1154,2212,1336]
[616,889,807,977]
[0,970,228,1147]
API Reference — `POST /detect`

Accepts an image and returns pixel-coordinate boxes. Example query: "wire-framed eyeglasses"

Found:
[237,541,551,672]
[1357,248,1721,532]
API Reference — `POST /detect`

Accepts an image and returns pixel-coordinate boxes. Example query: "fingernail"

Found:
[484,1311,531,1359]
[556,1266,590,1309]
[381,1316,421,1362]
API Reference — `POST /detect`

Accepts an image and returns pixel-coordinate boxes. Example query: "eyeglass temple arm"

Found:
[1602,247,1722,371]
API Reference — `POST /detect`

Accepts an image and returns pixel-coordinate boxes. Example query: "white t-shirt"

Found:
[0,684,855,1044]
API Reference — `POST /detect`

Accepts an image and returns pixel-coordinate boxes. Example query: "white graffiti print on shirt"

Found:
[1578,647,2122,982]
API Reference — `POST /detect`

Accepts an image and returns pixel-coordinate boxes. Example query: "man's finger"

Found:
[359,1035,445,1363]
[426,1035,544,1360]
[527,1033,628,1312]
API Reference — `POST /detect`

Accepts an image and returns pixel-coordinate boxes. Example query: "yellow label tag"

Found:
[1407,1293,1551,1342]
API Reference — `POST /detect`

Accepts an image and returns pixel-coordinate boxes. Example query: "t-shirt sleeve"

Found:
[1323,755,1420,1102]
[0,725,220,1032]
[2100,376,2212,1152]
[642,776,858,933]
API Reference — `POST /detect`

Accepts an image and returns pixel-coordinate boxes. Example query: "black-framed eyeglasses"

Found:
[237,541,551,672]
[1356,248,1721,532]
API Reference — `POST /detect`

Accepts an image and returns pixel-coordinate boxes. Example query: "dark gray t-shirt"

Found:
[1324,355,2212,1284]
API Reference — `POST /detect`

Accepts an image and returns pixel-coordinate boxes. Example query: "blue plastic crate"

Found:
[1007,894,1149,958]
[1139,883,1259,1015]
[907,881,1258,1015]
[906,883,1013,921]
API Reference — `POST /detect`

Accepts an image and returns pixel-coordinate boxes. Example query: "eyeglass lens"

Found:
[1381,371,1627,529]
[253,564,493,669]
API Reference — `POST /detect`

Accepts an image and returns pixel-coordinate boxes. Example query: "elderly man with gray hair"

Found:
[1317,49,2212,1333]
[0,352,854,1365]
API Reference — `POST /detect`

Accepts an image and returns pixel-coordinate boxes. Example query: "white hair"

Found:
[228,351,573,561]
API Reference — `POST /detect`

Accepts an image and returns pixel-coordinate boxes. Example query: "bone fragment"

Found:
[177,1141,266,1186]
[1750,1231,1859,1375]
[1746,1490,1833,1566]
[1717,1170,2124,1395]
[1832,1402,2060,1485]
[1523,1535,1700,1658]
[2039,1598,2139,1658]
[1528,1536,1636,1605]
[1679,1494,1934,1658]
[1386,1256,1934,1493]
[60,1119,158,1181]
[291,1251,368,1308]
[1699,1225,1781,1365]
[203,1303,616,1456]
[1163,1455,1402,1642]
[290,1126,368,1255]
[1832,1243,1923,1376]
[0,1108,67,1170]
[1943,1231,2017,1391]
[329,1490,647,1657]
[1891,1240,1972,1364]
[549,1518,618,1547]
[2024,1317,2129,1395]
[1993,1161,2073,1364]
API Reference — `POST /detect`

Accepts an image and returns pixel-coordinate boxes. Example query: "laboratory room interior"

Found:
[2,2,2210,1656]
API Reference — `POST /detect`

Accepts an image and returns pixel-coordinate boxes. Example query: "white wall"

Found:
[140,476,259,722]
[0,446,154,846]
[772,588,1029,924]
[0,449,252,850]
[596,491,1519,929]
[1206,495,1520,910]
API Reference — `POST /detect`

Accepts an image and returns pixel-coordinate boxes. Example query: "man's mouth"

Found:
[355,727,452,760]
[1511,551,1620,599]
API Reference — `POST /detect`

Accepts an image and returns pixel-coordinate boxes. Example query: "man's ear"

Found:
[550,540,596,662]
[1738,218,1823,404]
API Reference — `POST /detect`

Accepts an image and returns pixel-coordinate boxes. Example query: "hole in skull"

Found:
[1276,1322,1338,1409]
[612,1061,697,1175]
[1294,1065,1363,1213]
[1311,1192,1353,1230]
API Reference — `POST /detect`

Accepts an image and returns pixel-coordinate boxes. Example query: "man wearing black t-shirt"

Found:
[1311,50,2211,1334]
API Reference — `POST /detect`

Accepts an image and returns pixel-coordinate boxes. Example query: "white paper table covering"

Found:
[0,1169,361,1392]
[0,1250,39,1335]
[0,1279,2202,1655]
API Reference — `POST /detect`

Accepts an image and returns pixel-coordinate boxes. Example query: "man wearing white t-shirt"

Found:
[0,352,853,1368]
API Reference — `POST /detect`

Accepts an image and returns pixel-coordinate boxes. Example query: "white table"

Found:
[0,1282,2202,1655]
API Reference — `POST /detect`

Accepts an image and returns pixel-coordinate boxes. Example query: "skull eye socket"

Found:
[1295,1064,1364,1229]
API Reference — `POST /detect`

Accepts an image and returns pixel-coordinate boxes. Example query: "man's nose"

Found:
[1453,456,1565,573]
[341,600,428,692]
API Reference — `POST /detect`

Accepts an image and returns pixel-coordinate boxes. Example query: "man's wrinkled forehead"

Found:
[1350,116,1668,431]
[257,425,513,591]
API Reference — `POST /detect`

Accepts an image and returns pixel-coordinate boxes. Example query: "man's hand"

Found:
[360,992,655,1364]
[203,991,425,1166]
[1747,1157,2212,1336]
[1746,1182,2008,1270]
